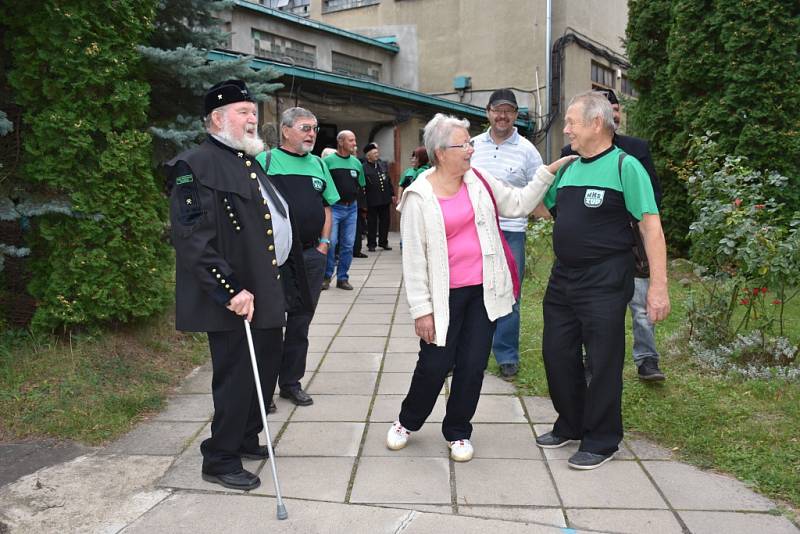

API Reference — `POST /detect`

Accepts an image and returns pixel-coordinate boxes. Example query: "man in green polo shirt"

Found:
[257,107,339,408]
[534,91,670,470]
[321,130,366,291]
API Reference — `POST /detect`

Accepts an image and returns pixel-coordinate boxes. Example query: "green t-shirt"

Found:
[256,148,340,244]
[322,153,365,203]
[544,146,658,266]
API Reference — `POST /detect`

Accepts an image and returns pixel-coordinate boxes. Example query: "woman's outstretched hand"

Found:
[546,155,579,175]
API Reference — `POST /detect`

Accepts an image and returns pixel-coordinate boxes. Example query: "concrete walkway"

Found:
[1,234,797,533]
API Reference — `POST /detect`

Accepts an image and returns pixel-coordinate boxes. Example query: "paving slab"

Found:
[369,394,446,423]
[643,460,776,511]
[349,457,451,504]
[472,395,527,423]
[328,336,387,353]
[307,323,341,337]
[401,510,571,534]
[289,394,372,422]
[457,506,566,527]
[476,374,517,394]
[314,304,353,314]
[377,371,415,395]
[333,323,391,336]
[175,368,212,394]
[317,353,382,372]
[522,396,559,423]
[381,352,419,372]
[250,456,355,501]
[0,454,171,534]
[123,493,412,534]
[152,394,213,422]
[550,460,667,509]
[276,422,364,457]
[305,352,324,373]
[344,313,394,325]
[678,510,800,534]
[470,423,542,459]
[625,436,675,460]
[361,422,449,458]
[311,312,347,324]
[350,303,398,314]
[455,459,560,506]
[387,337,422,352]
[354,295,398,304]
[306,372,378,395]
[308,336,334,352]
[103,421,203,456]
[565,509,684,534]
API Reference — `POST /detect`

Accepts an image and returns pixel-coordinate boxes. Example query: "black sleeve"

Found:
[168,160,244,306]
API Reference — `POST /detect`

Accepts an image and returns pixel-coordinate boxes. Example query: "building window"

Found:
[331,51,381,81]
[323,0,380,14]
[620,75,638,98]
[262,0,310,17]
[591,61,615,89]
[252,29,316,68]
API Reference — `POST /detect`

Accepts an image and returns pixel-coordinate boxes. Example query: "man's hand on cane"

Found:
[227,289,255,322]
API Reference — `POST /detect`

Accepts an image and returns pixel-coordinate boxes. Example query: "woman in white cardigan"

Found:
[387,114,575,461]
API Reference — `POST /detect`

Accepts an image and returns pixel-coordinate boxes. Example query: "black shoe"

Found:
[535,431,577,449]
[321,277,331,291]
[379,245,392,251]
[336,279,353,290]
[568,450,615,470]
[499,363,518,381]
[238,445,270,460]
[201,469,260,491]
[280,387,314,406]
[353,252,368,258]
[268,400,276,414]
[637,357,666,381]
[367,246,376,252]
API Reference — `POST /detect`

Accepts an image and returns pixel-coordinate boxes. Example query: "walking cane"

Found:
[243,319,288,520]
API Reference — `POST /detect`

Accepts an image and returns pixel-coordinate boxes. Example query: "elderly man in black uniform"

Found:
[536,91,670,470]
[166,80,311,491]
[362,142,395,251]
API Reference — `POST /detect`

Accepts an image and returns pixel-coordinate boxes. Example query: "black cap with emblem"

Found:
[204,79,254,117]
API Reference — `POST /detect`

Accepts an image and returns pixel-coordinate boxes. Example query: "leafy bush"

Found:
[683,134,800,379]
[1,1,172,331]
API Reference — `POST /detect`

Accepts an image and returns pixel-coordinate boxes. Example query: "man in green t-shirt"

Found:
[321,130,366,290]
[534,91,670,470]
[256,107,340,409]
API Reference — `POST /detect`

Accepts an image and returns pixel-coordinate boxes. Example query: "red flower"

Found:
[761,287,768,294]
[734,198,742,207]
[754,204,765,209]
[740,298,750,305]
[753,288,760,296]
[772,299,782,305]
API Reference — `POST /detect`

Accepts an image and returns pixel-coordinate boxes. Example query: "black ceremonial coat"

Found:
[166,137,311,332]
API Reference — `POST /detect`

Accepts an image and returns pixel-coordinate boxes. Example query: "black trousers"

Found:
[280,247,326,391]
[367,204,391,248]
[399,285,496,441]
[542,252,634,456]
[354,207,367,254]
[202,325,282,474]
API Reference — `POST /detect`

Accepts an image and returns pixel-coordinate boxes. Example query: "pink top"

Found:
[437,183,483,288]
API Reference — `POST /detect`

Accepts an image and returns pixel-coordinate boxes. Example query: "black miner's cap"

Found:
[204,79,254,116]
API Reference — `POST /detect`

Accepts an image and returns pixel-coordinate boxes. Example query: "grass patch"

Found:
[0,309,208,444]
[490,237,800,511]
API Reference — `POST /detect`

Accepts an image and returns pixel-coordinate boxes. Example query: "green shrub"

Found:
[1,1,172,331]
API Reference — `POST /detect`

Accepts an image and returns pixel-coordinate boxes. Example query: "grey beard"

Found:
[218,130,265,156]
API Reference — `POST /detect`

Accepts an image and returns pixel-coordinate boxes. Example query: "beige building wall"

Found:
[304,0,629,161]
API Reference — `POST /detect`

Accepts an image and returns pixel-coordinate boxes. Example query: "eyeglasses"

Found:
[295,124,320,133]
[446,140,475,151]
[488,108,517,116]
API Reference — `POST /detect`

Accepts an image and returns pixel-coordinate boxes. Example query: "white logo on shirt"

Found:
[584,189,605,208]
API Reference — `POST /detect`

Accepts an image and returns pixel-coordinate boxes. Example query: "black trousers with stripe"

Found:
[542,252,634,456]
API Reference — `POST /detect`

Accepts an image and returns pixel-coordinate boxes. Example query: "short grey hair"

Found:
[280,107,316,128]
[568,91,615,133]
[423,113,470,166]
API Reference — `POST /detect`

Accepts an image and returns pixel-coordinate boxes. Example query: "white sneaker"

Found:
[448,439,474,462]
[386,421,411,450]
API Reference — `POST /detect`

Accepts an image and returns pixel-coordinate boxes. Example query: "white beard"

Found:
[218,117,265,156]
